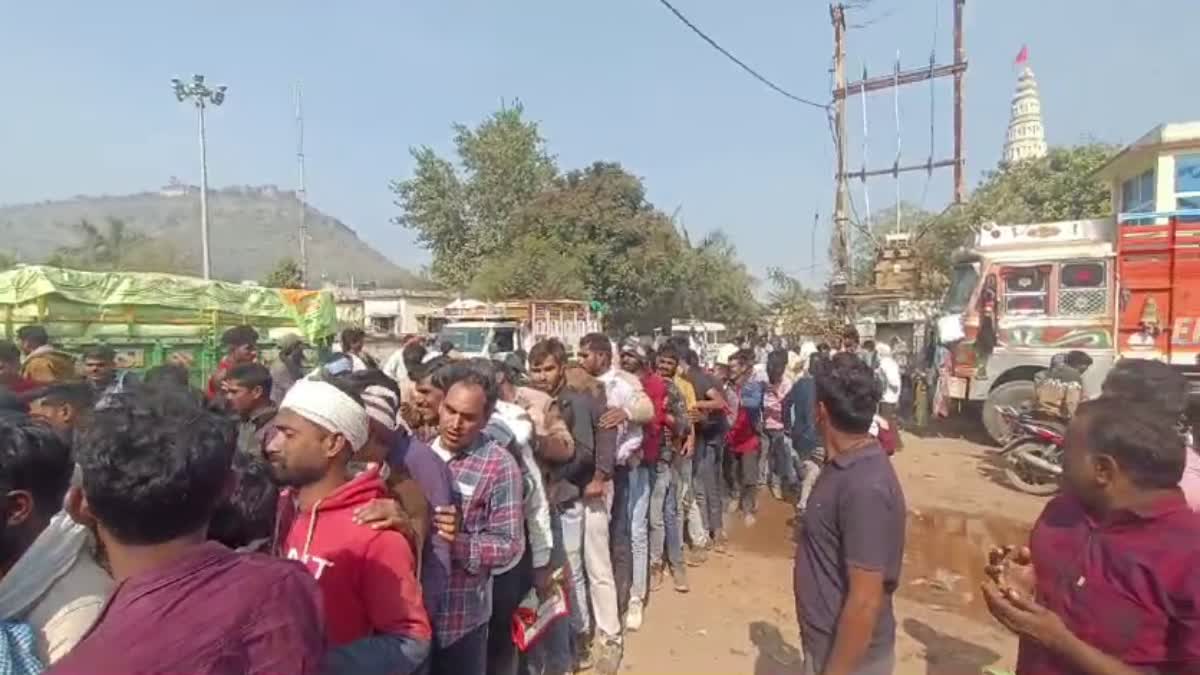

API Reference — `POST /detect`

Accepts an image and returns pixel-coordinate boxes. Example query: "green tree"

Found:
[262,257,304,289]
[766,268,832,338]
[391,103,556,289]
[674,230,760,333]
[872,143,1116,298]
[392,106,760,331]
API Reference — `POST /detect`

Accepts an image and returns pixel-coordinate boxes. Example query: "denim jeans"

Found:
[676,455,708,548]
[647,460,670,568]
[432,623,488,675]
[525,509,572,675]
[488,545,532,675]
[661,458,685,565]
[765,429,799,490]
[729,450,759,514]
[627,464,651,601]
[693,437,724,535]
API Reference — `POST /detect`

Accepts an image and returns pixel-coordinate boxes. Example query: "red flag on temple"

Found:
[1015,45,1029,66]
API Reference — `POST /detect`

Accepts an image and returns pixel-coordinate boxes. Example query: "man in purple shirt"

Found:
[50,386,326,675]
[340,368,457,633]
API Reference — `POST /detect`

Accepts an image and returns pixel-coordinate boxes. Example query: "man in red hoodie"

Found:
[267,378,432,675]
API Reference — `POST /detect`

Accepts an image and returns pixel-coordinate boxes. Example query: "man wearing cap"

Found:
[345,370,456,655]
[267,379,432,675]
[270,334,308,406]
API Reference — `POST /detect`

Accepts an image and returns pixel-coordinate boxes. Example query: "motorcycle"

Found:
[995,405,1063,496]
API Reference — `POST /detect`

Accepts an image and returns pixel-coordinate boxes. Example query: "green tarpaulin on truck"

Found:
[0,266,337,385]
[0,265,336,343]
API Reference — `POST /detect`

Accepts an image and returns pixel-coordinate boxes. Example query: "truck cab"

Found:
[939,219,1117,444]
[437,320,523,360]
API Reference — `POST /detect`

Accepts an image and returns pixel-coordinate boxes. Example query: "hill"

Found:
[0,183,429,287]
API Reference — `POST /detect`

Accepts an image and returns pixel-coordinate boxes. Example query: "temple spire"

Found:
[1003,65,1048,163]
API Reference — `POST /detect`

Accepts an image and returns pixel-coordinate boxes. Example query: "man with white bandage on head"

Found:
[267,379,432,675]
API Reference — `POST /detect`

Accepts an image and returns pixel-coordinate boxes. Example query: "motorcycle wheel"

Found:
[1001,437,1061,496]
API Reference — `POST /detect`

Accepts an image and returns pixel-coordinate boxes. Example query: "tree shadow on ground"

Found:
[748,621,802,675]
[903,618,1003,675]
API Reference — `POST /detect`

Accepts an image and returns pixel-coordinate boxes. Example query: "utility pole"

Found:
[831,0,966,186]
[172,75,227,281]
[295,84,309,288]
[828,0,967,277]
[952,0,966,203]
[830,4,851,297]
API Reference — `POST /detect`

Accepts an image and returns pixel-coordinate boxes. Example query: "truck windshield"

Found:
[492,328,516,352]
[943,264,980,313]
[439,327,488,353]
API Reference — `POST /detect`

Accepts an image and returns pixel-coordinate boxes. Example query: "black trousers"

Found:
[487,544,533,675]
[609,465,632,621]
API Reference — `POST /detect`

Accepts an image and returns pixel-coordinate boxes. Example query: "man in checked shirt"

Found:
[427,362,525,675]
[984,396,1200,675]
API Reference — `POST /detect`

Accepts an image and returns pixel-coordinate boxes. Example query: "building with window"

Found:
[1097,121,1200,222]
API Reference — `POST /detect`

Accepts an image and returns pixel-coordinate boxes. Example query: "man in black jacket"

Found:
[528,338,621,675]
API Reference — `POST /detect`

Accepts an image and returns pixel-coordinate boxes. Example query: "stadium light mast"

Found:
[171,74,227,280]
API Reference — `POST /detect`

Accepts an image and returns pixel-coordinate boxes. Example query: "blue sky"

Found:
[2,1,1197,287]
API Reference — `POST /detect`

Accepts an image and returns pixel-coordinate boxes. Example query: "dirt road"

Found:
[621,432,1048,674]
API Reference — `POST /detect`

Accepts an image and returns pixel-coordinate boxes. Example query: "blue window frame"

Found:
[1176,154,1200,222]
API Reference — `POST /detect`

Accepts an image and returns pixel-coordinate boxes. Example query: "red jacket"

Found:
[274,466,431,647]
[640,372,670,464]
[726,405,760,455]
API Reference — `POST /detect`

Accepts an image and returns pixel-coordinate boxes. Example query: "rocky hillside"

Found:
[0,184,427,286]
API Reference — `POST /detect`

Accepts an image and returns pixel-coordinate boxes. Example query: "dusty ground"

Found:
[620,429,1048,675]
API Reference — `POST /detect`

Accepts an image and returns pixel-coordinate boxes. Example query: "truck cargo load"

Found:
[0,265,337,385]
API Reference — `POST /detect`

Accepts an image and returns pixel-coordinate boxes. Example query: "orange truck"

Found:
[1115,211,1200,374]
[936,212,1200,444]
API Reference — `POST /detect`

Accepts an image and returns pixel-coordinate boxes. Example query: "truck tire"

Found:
[983,380,1036,446]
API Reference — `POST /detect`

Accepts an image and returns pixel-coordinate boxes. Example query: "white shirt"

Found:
[491,401,553,570]
[878,356,902,405]
[597,369,644,464]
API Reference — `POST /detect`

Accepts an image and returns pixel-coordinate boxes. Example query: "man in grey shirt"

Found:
[794,352,905,675]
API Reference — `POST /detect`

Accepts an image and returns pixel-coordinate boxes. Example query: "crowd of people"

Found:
[0,321,846,675]
[0,319,1197,675]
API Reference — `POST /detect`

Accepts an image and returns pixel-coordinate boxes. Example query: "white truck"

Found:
[435,299,602,360]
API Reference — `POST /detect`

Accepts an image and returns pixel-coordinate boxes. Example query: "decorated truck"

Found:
[938,219,1118,444]
[939,212,1200,444]
[0,265,337,386]
[433,298,602,360]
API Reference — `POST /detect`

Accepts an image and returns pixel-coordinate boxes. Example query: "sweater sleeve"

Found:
[592,394,617,479]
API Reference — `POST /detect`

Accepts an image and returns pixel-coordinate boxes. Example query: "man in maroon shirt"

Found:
[984,397,1200,674]
[50,385,326,674]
